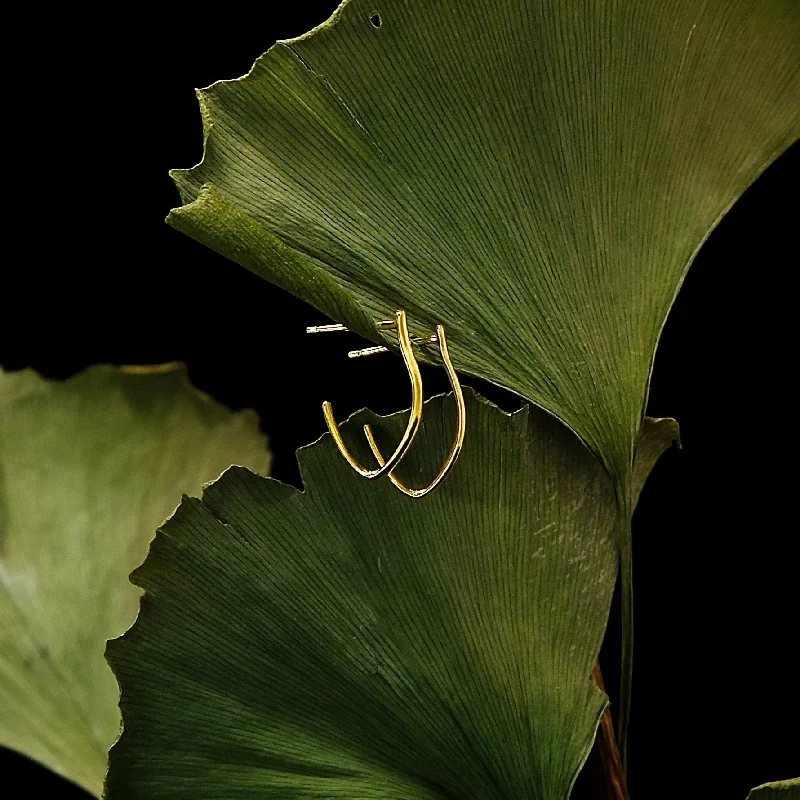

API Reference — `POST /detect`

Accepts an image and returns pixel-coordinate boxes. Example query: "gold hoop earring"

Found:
[307,310,423,479]
[363,325,465,497]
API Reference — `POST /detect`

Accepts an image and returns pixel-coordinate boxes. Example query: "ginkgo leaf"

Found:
[106,391,676,799]
[168,0,799,493]
[0,364,270,797]
[748,779,800,799]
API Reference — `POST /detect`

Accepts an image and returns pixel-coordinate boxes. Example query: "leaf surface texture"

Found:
[107,392,676,798]
[0,365,270,795]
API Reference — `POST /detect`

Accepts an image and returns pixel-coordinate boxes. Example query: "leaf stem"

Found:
[590,663,630,800]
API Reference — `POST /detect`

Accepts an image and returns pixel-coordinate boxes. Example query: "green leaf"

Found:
[168,0,799,490]
[0,364,270,797]
[106,391,676,799]
[748,779,800,799]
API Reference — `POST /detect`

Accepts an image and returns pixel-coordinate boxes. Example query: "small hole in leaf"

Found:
[370,13,382,28]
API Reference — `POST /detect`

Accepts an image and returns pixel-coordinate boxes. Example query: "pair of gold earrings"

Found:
[307,310,465,498]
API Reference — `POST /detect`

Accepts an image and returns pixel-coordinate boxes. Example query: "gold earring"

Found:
[364,325,465,497]
[307,309,423,479]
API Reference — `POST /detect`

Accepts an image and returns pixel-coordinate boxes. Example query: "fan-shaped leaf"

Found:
[106,391,676,799]
[169,0,799,490]
[0,365,270,796]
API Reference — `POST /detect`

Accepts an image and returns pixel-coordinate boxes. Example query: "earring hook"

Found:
[364,325,466,497]
[314,310,424,479]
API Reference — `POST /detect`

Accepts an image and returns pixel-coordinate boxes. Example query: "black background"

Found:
[2,3,797,797]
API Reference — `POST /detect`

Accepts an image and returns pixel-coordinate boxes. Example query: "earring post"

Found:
[306,323,349,334]
[348,334,438,359]
[348,346,390,358]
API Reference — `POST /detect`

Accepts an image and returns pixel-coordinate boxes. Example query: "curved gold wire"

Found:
[322,309,423,479]
[364,325,465,497]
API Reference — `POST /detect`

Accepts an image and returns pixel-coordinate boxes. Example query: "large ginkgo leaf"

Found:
[168,0,799,491]
[0,365,270,796]
[748,779,800,799]
[106,391,677,799]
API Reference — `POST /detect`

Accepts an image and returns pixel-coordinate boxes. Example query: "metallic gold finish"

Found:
[309,310,465,496]
[348,335,437,359]
[348,346,390,359]
[307,320,394,334]
[322,310,423,479]
[365,325,465,497]
[306,323,348,333]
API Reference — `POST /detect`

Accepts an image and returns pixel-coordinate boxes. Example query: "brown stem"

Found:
[589,663,629,800]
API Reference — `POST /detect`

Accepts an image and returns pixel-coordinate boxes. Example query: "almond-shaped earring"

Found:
[307,310,465,496]
[307,309,424,479]
[364,324,465,497]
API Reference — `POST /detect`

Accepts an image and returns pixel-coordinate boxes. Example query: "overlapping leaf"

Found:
[0,365,270,796]
[106,391,676,799]
[168,0,799,490]
[748,779,800,799]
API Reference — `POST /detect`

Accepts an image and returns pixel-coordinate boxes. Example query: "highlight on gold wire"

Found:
[306,310,466,496]
[365,324,465,497]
